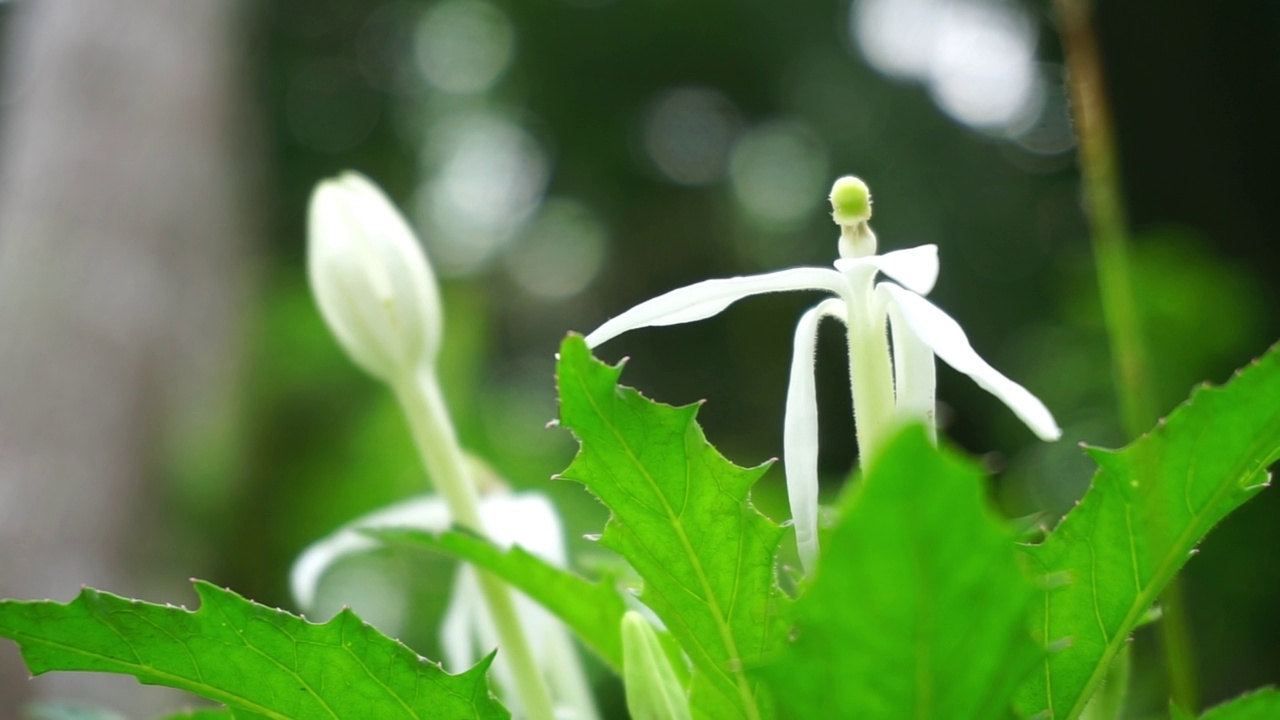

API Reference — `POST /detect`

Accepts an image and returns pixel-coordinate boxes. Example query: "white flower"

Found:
[291,490,599,720]
[308,171,444,385]
[586,176,1060,572]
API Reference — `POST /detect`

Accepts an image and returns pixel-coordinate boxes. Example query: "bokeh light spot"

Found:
[851,0,1042,132]
[642,86,741,186]
[927,0,1040,130]
[729,119,830,228]
[414,0,515,95]
[851,0,946,80]
[1011,64,1077,155]
[504,199,607,301]
[416,112,549,275]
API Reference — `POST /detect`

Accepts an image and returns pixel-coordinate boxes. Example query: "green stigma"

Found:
[830,175,872,226]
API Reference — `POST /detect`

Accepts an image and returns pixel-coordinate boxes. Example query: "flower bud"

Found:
[622,611,690,720]
[830,175,872,226]
[308,172,443,384]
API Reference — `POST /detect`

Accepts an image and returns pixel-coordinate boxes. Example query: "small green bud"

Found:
[622,611,690,720]
[830,175,872,226]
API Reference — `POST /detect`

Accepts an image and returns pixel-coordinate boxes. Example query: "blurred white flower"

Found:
[291,490,599,720]
[308,171,444,384]
[586,176,1060,572]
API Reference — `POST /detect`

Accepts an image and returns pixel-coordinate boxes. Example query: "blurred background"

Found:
[0,0,1276,717]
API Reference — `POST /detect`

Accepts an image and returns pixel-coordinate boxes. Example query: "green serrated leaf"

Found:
[763,426,1040,719]
[0,581,508,720]
[555,335,786,720]
[1198,688,1280,719]
[368,527,630,672]
[1015,345,1280,719]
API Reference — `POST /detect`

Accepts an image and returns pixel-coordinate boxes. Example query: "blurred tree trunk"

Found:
[0,1,259,716]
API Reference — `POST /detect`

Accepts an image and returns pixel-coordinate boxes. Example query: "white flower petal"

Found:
[880,287,937,442]
[834,244,939,295]
[880,283,1061,441]
[441,565,480,671]
[785,298,846,572]
[544,623,603,720]
[289,495,452,611]
[585,267,849,348]
[478,492,568,567]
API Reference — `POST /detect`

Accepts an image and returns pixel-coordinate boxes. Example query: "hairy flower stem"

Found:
[395,371,558,720]
[846,292,896,467]
[1057,0,1198,711]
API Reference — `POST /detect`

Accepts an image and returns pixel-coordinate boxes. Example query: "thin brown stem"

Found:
[1055,0,1199,712]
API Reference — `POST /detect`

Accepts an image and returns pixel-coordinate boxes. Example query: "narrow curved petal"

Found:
[545,621,603,720]
[785,298,847,572]
[881,287,937,442]
[880,283,1062,441]
[835,244,939,296]
[441,565,480,672]
[585,267,849,348]
[289,495,452,610]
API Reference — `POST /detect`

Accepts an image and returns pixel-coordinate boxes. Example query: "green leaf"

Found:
[1015,345,1280,719]
[763,426,1040,719]
[1196,688,1280,719]
[158,712,234,720]
[0,581,508,720]
[555,335,786,719]
[369,527,630,672]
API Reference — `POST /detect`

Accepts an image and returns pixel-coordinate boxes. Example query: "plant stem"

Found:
[846,272,896,467]
[1055,0,1199,711]
[395,371,558,720]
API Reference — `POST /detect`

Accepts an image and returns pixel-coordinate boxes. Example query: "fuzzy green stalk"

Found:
[394,371,558,720]
[1056,0,1198,711]
[846,291,897,467]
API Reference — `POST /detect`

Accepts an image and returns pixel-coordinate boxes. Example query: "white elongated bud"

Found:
[308,172,443,383]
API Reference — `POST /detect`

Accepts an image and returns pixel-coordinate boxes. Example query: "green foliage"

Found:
[1173,689,1280,720]
[369,527,630,673]
[1196,689,1280,719]
[0,581,507,720]
[1015,345,1280,719]
[555,334,786,719]
[763,427,1040,719]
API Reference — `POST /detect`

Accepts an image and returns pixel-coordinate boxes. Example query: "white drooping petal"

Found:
[543,622,603,720]
[441,564,481,672]
[477,492,569,568]
[289,495,453,611]
[585,267,849,348]
[784,298,846,572]
[438,493,601,719]
[881,287,937,442]
[879,284,1062,441]
[834,244,940,295]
